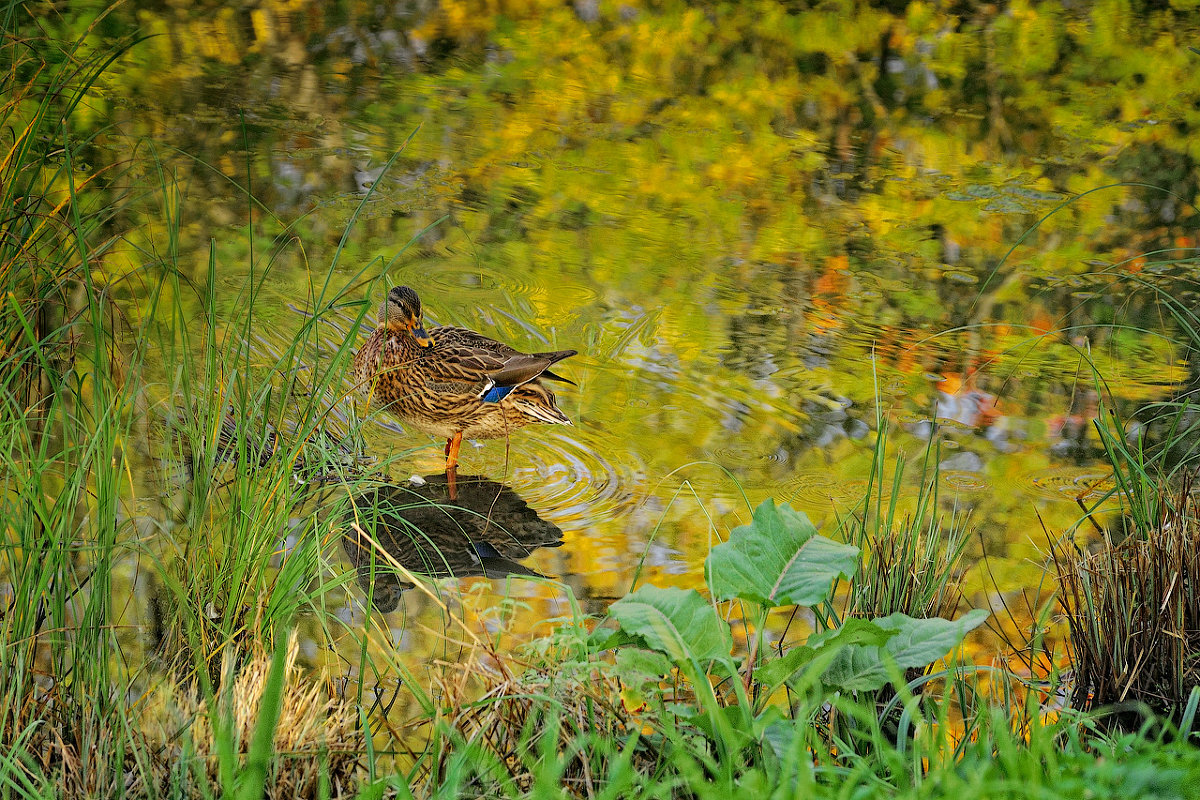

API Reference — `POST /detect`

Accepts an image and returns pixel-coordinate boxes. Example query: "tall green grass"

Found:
[0,9,397,795]
[836,417,970,622]
[0,8,145,792]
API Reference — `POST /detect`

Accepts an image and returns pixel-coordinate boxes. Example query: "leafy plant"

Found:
[598,498,988,772]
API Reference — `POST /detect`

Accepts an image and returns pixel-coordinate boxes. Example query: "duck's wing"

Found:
[426,326,577,398]
[433,326,577,383]
[432,326,519,356]
[419,344,559,399]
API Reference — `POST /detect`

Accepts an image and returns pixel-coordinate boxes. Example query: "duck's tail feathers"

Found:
[490,348,577,389]
[540,369,576,386]
[534,349,577,385]
[516,399,573,425]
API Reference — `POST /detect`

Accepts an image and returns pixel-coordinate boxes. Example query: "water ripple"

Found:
[785,471,870,509]
[706,445,789,466]
[505,430,645,530]
[939,470,991,494]
[1021,467,1119,503]
[392,263,537,301]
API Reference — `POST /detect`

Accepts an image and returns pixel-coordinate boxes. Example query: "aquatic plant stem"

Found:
[742,607,768,701]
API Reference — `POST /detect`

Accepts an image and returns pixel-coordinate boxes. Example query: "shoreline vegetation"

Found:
[5,3,1200,798]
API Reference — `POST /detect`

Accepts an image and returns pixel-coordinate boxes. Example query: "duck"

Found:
[352,286,577,472]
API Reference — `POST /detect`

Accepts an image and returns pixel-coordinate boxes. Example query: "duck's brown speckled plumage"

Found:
[353,287,576,443]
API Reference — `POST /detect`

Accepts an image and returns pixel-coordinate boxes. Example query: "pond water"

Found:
[59,0,1200,682]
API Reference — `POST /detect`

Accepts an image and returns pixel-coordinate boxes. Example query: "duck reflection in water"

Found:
[342,473,564,612]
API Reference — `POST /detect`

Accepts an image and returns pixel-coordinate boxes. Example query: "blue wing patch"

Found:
[481,384,515,403]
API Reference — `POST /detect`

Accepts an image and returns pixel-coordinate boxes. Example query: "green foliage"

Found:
[609,586,733,662]
[0,8,145,792]
[233,632,290,800]
[707,499,860,608]
[837,419,971,623]
[606,498,986,700]
[819,610,990,692]
[0,9,383,796]
[437,491,992,796]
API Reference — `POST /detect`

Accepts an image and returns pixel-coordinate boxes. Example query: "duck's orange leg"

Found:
[445,431,463,470]
[445,431,463,500]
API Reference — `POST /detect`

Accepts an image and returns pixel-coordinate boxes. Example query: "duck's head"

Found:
[381,286,434,348]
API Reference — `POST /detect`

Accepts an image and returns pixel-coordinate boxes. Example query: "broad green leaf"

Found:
[589,626,637,652]
[754,645,817,691]
[707,499,860,608]
[756,619,895,691]
[822,609,990,692]
[761,718,798,765]
[608,585,733,662]
[821,645,902,692]
[807,617,898,651]
[875,610,990,665]
[616,648,673,683]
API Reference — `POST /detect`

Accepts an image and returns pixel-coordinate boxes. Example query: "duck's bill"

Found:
[413,325,435,348]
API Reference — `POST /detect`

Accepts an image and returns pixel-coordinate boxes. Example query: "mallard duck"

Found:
[352,286,577,471]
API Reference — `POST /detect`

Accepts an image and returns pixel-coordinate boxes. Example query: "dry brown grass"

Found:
[134,633,367,798]
[14,634,368,797]
[419,636,654,798]
[1053,487,1200,718]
